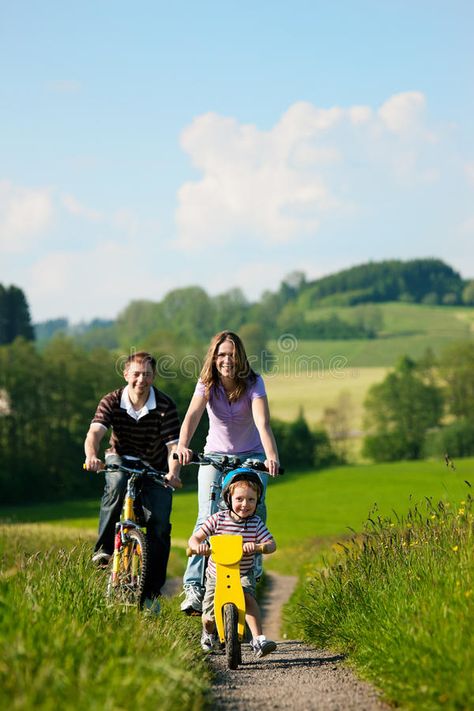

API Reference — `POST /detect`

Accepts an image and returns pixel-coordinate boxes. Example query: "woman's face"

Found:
[215,338,236,379]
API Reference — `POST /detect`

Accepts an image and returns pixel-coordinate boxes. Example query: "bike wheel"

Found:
[223,603,240,670]
[107,528,148,608]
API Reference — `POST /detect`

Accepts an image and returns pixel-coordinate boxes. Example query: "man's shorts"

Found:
[202,569,256,621]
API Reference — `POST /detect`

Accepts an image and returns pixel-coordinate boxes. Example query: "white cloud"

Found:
[62,194,103,222]
[378,91,427,133]
[176,92,441,250]
[0,181,53,252]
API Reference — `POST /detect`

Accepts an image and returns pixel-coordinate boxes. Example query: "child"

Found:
[188,468,277,658]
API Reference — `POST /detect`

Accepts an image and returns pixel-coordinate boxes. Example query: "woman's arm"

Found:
[251,396,280,476]
[176,393,208,464]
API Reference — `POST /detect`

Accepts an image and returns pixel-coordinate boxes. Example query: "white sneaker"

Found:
[91,551,111,567]
[180,586,203,615]
[200,630,217,653]
[250,636,277,658]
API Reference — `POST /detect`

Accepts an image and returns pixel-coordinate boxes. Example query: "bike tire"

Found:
[223,603,240,670]
[107,528,149,608]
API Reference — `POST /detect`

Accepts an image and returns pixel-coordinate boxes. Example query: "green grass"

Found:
[2,458,471,570]
[265,366,387,430]
[1,458,472,710]
[285,494,473,710]
[0,527,210,710]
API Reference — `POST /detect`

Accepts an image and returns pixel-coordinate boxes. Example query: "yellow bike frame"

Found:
[211,534,246,643]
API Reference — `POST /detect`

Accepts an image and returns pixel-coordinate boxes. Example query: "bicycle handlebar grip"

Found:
[186,546,211,557]
[173,450,201,463]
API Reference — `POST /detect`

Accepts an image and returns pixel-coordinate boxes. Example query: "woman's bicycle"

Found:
[175,451,280,595]
[97,456,174,609]
[186,534,272,669]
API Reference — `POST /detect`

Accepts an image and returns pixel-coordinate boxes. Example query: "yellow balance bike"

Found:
[188,534,270,669]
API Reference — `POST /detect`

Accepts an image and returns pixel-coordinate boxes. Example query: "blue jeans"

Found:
[183,451,268,590]
[95,455,172,598]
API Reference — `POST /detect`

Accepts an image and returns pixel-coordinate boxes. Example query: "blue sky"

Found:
[1,0,473,322]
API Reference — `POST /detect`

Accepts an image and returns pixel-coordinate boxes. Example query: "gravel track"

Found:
[206,573,391,711]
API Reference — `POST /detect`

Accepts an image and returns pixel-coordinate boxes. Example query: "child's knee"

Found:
[202,616,215,632]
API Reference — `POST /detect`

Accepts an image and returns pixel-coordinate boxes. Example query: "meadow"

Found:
[286,494,473,710]
[1,457,471,710]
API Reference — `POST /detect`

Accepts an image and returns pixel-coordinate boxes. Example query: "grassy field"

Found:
[1,458,472,710]
[268,301,474,370]
[0,527,209,710]
[287,493,473,710]
[2,458,471,573]
[265,366,387,430]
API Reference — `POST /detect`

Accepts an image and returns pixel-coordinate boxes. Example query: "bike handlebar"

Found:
[83,459,176,490]
[173,451,284,475]
[186,542,270,557]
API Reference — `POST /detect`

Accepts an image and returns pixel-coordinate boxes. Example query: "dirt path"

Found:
[207,573,390,711]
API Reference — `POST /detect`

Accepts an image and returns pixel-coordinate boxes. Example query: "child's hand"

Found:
[196,542,210,555]
[243,541,256,555]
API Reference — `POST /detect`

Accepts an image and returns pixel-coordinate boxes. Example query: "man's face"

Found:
[230,483,258,518]
[124,360,155,397]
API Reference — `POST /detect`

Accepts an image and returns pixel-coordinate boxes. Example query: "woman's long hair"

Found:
[200,331,257,402]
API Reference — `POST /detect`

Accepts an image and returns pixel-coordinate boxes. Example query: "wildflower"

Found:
[430,514,436,520]
[452,546,459,552]
[465,590,472,598]
[458,508,465,515]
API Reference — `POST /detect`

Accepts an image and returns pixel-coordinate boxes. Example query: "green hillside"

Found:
[271,302,474,369]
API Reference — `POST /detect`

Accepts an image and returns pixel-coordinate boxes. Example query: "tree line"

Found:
[0,336,338,505]
[34,258,474,350]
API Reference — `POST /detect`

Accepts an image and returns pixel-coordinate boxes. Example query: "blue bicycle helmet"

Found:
[221,468,264,507]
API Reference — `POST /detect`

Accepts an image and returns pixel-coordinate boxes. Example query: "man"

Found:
[84,351,181,610]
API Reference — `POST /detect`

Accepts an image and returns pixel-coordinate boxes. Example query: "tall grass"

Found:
[286,489,473,710]
[0,526,210,710]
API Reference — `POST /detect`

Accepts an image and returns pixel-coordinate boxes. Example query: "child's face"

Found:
[230,483,258,518]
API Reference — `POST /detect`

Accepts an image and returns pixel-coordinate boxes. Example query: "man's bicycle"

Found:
[95,456,174,608]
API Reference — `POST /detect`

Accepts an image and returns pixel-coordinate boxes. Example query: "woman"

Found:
[176,330,280,615]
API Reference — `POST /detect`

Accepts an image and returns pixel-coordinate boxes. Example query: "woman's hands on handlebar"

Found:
[175,443,194,465]
[264,458,279,477]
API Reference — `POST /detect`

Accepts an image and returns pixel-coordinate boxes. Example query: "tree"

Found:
[362,356,444,461]
[0,285,35,345]
[462,280,474,305]
[212,288,249,332]
[238,323,268,371]
[322,391,354,461]
[438,342,474,420]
